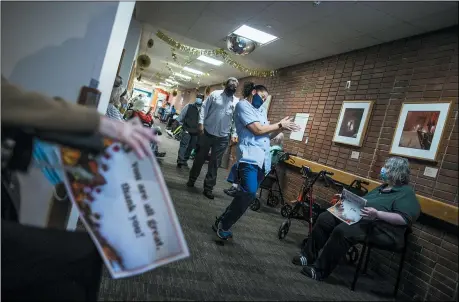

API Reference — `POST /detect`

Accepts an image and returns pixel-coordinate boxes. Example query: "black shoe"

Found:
[223,186,237,197]
[186,180,195,187]
[301,266,323,281]
[203,190,215,199]
[177,163,188,168]
[155,152,166,158]
[292,254,309,266]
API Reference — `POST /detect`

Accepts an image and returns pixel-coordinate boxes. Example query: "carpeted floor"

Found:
[98,123,394,301]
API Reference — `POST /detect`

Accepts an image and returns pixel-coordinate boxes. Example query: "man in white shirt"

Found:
[187,77,239,199]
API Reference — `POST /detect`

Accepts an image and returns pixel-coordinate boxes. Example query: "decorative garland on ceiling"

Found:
[156,30,277,78]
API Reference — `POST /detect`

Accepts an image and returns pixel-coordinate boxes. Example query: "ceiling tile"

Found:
[135,1,457,89]
[255,39,304,56]
[282,27,340,50]
[289,1,359,20]
[364,1,458,22]
[332,3,401,34]
[251,2,321,32]
[370,22,430,43]
[332,34,382,53]
[408,9,459,32]
[298,18,364,43]
[206,1,273,23]
[136,2,208,35]
[186,13,239,45]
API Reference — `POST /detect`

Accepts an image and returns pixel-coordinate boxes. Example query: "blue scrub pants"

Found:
[219,163,264,230]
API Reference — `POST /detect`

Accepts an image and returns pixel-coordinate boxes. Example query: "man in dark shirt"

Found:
[176,94,203,168]
[292,157,421,281]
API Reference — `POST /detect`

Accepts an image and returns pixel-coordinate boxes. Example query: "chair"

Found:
[351,222,412,298]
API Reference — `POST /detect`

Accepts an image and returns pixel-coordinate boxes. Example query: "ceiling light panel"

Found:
[232,25,277,44]
[183,66,204,75]
[197,55,224,66]
[174,73,192,80]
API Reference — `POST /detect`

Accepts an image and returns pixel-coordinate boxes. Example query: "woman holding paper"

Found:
[292,157,420,281]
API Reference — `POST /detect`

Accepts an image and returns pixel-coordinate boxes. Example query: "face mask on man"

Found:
[195,98,203,106]
[380,167,388,182]
[252,94,264,109]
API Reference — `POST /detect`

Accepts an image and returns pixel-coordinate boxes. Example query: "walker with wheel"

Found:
[277,166,334,240]
[249,152,294,212]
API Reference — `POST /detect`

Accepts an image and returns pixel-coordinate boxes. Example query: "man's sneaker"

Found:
[292,254,309,266]
[301,266,323,281]
[217,228,233,240]
[203,190,215,199]
[223,186,237,197]
[212,216,221,232]
[186,180,195,187]
[177,163,188,168]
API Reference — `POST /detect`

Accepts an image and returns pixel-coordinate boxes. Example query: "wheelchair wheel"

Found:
[250,198,261,211]
[278,221,290,240]
[346,246,359,264]
[280,204,292,218]
[267,193,280,207]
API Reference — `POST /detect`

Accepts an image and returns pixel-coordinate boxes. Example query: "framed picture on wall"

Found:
[333,100,374,147]
[390,102,452,161]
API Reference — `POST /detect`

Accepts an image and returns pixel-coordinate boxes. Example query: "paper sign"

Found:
[424,167,438,178]
[290,113,310,141]
[59,139,189,278]
[327,189,367,225]
[351,151,360,159]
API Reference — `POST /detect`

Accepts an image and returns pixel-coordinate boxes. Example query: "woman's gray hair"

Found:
[132,98,146,111]
[384,157,411,186]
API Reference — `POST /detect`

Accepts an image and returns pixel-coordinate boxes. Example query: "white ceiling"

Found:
[135,1,458,89]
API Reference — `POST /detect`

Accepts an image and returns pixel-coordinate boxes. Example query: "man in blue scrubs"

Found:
[212,82,300,240]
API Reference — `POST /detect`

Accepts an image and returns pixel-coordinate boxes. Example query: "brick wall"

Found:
[213,26,458,301]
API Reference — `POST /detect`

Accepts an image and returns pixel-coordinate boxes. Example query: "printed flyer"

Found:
[327,188,367,225]
[60,138,189,278]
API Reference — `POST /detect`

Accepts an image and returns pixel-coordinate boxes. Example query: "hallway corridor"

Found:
[97,123,392,301]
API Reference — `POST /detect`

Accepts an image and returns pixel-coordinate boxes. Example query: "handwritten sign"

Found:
[60,139,189,278]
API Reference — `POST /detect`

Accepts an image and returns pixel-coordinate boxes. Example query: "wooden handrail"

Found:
[284,155,458,226]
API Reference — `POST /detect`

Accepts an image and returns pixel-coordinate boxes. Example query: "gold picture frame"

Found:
[332,100,374,147]
[389,101,452,162]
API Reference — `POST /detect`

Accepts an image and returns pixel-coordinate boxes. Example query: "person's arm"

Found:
[198,94,213,125]
[376,211,407,225]
[1,76,100,133]
[246,115,299,136]
[176,104,189,124]
[361,190,421,226]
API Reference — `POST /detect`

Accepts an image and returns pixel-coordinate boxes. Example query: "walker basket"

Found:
[259,172,277,189]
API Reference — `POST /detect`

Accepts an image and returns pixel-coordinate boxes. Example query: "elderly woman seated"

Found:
[293,156,420,281]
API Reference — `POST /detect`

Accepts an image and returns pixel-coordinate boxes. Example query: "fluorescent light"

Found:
[166,79,179,85]
[233,24,277,44]
[174,72,192,80]
[183,66,203,75]
[159,82,172,87]
[197,55,223,66]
